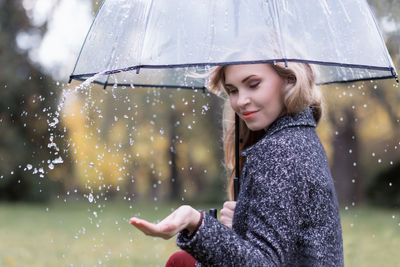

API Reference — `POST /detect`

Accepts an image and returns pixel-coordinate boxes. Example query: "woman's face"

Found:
[224,63,285,131]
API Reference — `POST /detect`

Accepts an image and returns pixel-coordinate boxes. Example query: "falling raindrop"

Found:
[88,193,94,203]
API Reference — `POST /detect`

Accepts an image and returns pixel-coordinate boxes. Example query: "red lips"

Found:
[242,111,258,120]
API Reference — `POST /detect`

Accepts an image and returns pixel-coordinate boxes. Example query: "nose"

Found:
[236,90,250,108]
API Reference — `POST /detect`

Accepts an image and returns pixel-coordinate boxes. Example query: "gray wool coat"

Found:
[177,107,344,266]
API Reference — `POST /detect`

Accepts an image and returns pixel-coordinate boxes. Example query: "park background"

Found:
[0,0,399,266]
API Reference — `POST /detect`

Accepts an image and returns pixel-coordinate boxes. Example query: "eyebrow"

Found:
[242,75,255,83]
[225,75,256,87]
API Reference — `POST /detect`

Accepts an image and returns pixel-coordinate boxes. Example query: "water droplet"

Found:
[52,157,63,164]
[88,193,94,203]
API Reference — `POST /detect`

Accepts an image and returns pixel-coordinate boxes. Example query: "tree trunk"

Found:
[168,112,181,200]
[329,107,364,206]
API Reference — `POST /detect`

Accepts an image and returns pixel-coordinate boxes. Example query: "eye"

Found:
[225,86,238,95]
[249,81,260,88]
[227,88,238,95]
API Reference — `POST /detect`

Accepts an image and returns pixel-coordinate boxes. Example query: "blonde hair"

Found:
[208,62,324,200]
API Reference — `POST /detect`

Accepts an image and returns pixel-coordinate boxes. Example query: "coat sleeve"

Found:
[177,210,282,267]
[176,148,301,266]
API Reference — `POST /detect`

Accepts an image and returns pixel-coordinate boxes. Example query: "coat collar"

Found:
[242,107,317,156]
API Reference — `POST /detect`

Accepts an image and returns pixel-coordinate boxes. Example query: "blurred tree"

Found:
[61,83,225,202]
[0,0,68,201]
[367,161,400,208]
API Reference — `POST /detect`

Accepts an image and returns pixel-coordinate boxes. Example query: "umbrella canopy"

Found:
[69,0,398,88]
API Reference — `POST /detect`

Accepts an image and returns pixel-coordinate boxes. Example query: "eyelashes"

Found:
[224,80,261,94]
[226,88,238,95]
[249,82,260,88]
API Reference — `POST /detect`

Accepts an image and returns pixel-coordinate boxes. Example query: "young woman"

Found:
[130,62,344,266]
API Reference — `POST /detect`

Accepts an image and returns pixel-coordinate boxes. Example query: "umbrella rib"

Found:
[271,0,288,67]
[365,1,396,69]
[135,0,155,74]
[69,0,106,84]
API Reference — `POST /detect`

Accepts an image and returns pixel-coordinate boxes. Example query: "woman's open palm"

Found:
[129,205,201,240]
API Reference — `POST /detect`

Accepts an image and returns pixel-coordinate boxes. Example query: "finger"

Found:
[220,217,232,229]
[223,201,237,210]
[220,208,234,218]
[130,218,162,235]
[130,217,180,239]
[220,217,229,225]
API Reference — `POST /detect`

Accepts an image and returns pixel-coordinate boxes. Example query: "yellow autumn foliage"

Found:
[62,91,126,193]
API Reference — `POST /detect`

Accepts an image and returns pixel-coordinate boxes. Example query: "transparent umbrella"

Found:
[69,0,398,201]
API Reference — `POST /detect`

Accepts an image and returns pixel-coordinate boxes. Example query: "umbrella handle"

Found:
[234,113,240,201]
[209,208,217,219]
[233,177,239,201]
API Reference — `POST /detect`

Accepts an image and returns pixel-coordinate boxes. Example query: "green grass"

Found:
[0,201,399,266]
[341,205,400,267]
